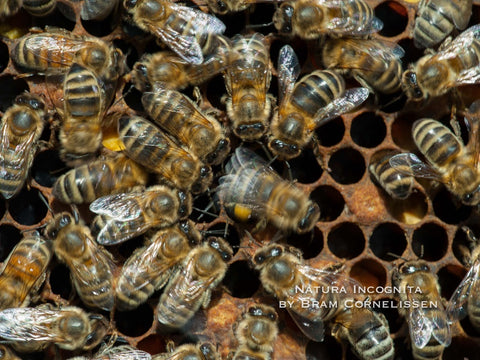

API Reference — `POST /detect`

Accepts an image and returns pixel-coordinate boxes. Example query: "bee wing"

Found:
[313,87,370,126]
[298,264,361,295]
[96,216,152,245]
[278,45,300,105]
[28,36,89,69]
[95,350,152,360]
[0,307,65,342]
[456,65,480,85]
[408,307,434,349]
[447,257,480,322]
[388,153,442,181]
[437,24,480,60]
[89,193,143,221]
[287,309,325,342]
[227,146,273,173]
[170,3,226,35]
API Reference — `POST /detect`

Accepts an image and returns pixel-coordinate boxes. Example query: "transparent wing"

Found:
[96,350,152,360]
[228,146,274,173]
[314,87,370,126]
[287,309,325,342]
[0,307,65,341]
[388,153,442,180]
[170,3,226,35]
[456,65,480,85]
[297,264,361,295]
[278,45,300,105]
[96,216,152,245]
[437,24,480,61]
[324,0,383,35]
[447,258,480,322]
[408,307,434,349]
[89,192,143,221]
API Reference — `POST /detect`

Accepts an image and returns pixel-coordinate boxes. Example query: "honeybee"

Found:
[0,345,20,360]
[57,63,105,165]
[90,185,192,246]
[253,244,357,342]
[273,0,382,39]
[369,150,414,200]
[123,0,226,64]
[403,24,480,102]
[52,153,149,205]
[67,345,152,360]
[152,342,219,360]
[0,93,46,199]
[392,260,451,360]
[389,117,480,206]
[447,227,480,333]
[0,305,106,352]
[230,304,278,360]
[156,237,232,328]
[142,89,230,165]
[269,45,369,160]
[321,37,404,95]
[0,0,22,19]
[331,305,395,360]
[0,232,53,310]
[196,0,258,15]
[223,33,273,142]
[130,41,231,92]
[217,147,320,233]
[46,212,115,311]
[413,0,472,49]
[0,0,56,18]
[78,0,119,21]
[115,220,202,311]
[118,115,212,193]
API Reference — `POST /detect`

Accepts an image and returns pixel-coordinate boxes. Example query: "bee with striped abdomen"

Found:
[0,93,46,199]
[152,342,220,360]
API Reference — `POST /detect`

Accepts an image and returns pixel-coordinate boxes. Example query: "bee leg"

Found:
[252,218,268,234]
[201,289,212,308]
[166,340,176,353]
[438,36,453,51]
[193,86,203,107]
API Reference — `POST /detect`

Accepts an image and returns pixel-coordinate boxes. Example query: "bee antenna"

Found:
[38,192,53,215]
[419,244,424,260]
[70,204,80,223]
[245,21,274,29]
[386,252,408,261]
[193,207,218,219]
[244,230,262,247]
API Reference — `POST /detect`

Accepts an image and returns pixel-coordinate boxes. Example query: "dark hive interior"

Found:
[1,0,480,359]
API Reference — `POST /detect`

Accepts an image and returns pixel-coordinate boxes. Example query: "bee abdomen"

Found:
[414,0,457,48]
[412,339,444,360]
[291,70,344,116]
[23,0,56,17]
[412,119,461,167]
[76,276,114,311]
[355,324,394,360]
[369,152,413,199]
[115,274,156,311]
[369,59,402,94]
[64,64,101,117]
[157,287,195,328]
[468,299,480,331]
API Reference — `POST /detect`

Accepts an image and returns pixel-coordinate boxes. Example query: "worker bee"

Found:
[0,345,20,360]
[156,237,232,328]
[273,0,382,39]
[118,115,212,193]
[0,93,46,199]
[389,117,480,206]
[253,244,357,342]
[223,33,273,142]
[447,227,480,333]
[0,305,106,352]
[413,0,472,49]
[0,0,56,18]
[331,305,395,360]
[123,0,226,64]
[321,37,404,95]
[217,146,320,233]
[67,345,152,360]
[230,304,278,360]
[152,342,219,360]
[403,24,480,102]
[269,45,369,160]
[392,260,451,360]
[90,184,192,246]
[0,232,53,310]
[78,0,119,21]
[57,63,105,165]
[52,153,149,205]
[142,89,230,165]
[130,39,231,92]
[369,150,415,200]
[46,212,115,311]
[196,0,258,15]
[13,28,125,83]
[115,220,202,311]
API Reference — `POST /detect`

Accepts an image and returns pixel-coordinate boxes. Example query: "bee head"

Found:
[123,0,138,10]
[253,245,284,266]
[209,0,229,15]
[206,138,231,166]
[398,260,430,275]
[402,70,424,101]
[297,202,320,233]
[45,213,74,239]
[199,343,218,360]
[273,3,294,34]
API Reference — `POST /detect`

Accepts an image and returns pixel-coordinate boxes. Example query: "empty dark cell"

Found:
[391,115,416,151]
[460,316,480,337]
[306,337,343,360]
[0,201,5,223]
[32,7,75,31]
[17,352,45,360]
[222,260,260,298]
[374,1,408,37]
[113,39,139,70]
[433,188,471,224]
[350,258,386,288]
[310,185,345,222]
[217,12,247,38]
[328,223,365,259]
[116,234,146,260]
[328,148,365,184]
[378,91,406,114]
[0,76,29,112]
[0,41,8,73]
[9,188,48,225]
[81,8,118,37]
[369,223,407,261]
[123,83,144,112]
[444,337,480,360]
[206,75,227,111]
[287,150,323,183]
[49,263,72,300]
[316,117,344,147]
[31,150,68,188]
[437,265,466,300]
[137,334,167,354]
[0,225,21,261]
[192,194,220,223]
[375,298,403,334]
[247,4,277,36]
[412,223,448,261]
[351,112,386,148]
[286,227,323,259]
[397,38,426,69]
[115,303,154,337]
[393,336,415,360]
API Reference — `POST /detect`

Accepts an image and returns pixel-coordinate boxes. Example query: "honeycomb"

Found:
[1,0,480,359]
